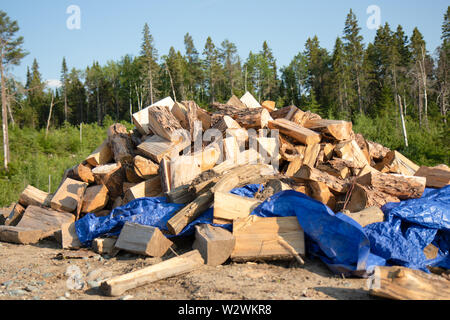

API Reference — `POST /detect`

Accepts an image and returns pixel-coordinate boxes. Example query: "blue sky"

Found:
[2,0,449,87]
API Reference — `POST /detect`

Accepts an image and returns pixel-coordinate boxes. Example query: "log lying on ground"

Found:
[114,222,173,257]
[231,216,305,262]
[368,266,450,300]
[0,226,44,245]
[302,119,353,141]
[107,124,135,164]
[375,150,419,176]
[100,250,204,297]
[213,191,262,224]
[85,139,113,167]
[345,184,400,213]
[294,165,348,193]
[192,224,236,266]
[92,163,124,200]
[414,165,450,188]
[342,206,384,227]
[19,185,52,208]
[356,172,426,199]
[50,178,88,213]
[268,119,321,145]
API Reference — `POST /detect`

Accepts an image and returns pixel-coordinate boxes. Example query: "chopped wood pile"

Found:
[1,92,449,298]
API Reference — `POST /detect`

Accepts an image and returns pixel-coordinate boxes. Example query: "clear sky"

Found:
[2,0,449,87]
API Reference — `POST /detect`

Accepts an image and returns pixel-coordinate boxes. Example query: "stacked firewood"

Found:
[1,92,449,297]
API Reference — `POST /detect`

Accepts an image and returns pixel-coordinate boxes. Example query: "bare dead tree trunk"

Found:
[398,95,408,148]
[356,72,363,114]
[418,46,428,128]
[165,62,177,102]
[1,49,10,170]
[45,92,55,139]
[148,61,154,105]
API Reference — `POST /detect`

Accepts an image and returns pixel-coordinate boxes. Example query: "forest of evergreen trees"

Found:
[1,8,449,165]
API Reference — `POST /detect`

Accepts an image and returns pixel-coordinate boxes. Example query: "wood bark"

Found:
[268,119,321,145]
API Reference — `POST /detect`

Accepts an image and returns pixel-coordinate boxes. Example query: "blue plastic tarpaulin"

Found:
[75,181,450,276]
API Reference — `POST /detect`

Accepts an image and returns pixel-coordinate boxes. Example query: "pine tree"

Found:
[0,10,27,170]
[260,41,278,100]
[184,33,202,101]
[220,39,240,97]
[437,6,450,123]
[331,37,350,116]
[343,9,365,114]
[141,23,159,105]
[203,37,222,103]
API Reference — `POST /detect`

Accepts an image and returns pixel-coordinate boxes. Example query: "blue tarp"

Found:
[75,182,450,276]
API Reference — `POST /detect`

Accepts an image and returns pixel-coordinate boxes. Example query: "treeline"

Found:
[3,8,450,134]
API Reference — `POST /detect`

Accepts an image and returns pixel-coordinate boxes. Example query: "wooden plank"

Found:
[137,134,189,163]
[123,176,162,203]
[231,216,305,261]
[100,250,204,297]
[50,178,88,213]
[368,266,450,300]
[414,165,450,188]
[268,119,321,145]
[192,224,236,266]
[81,185,109,213]
[85,139,113,167]
[213,191,262,224]
[18,185,52,208]
[115,222,173,257]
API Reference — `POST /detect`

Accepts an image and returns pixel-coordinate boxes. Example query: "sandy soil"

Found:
[0,236,377,301]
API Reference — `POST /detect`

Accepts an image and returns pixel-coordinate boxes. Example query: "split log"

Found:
[354,133,371,164]
[334,140,369,168]
[303,143,321,167]
[196,106,212,131]
[226,95,246,109]
[92,163,125,199]
[100,250,204,297]
[50,178,88,213]
[212,115,241,135]
[240,91,261,108]
[180,100,199,138]
[294,165,348,193]
[85,139,113,167]
[159,158,171,193]
[213,191,262,224]
[309,181,336,210]
[171,101,189,129]
[270,105,298,120]
[137,134,190,163]
[366,140,390,161]
[115,222,173,257]
[261,100,276,112]
[92,237,118,255]
[81,185,109,213]
[414,165,450,188]
[147,105,183,141]
[107,124,134,164]
[345,184,400,213]
[4,203,25,226]
[125,163,143,183]
[19,185,52,208]
[375,150,419,176]
[73,164,95,184]
[231,216,305,262]
[166,164,277,235]
[211,104,272,129]
[368,266,450,300]
[290,109,322,126]
[59,222,82,249]
[123,176,162,203]
[356,172,426,199]
[0,226,44,245]
[132,97,175,135]
[133,155,159,180]
[285,146,305,177]
[303,119,353,141]
[342,206,384,227]
[279,135,300,161]
[222,136,240,163]
[268,119,321,145]
[192,224,236,266]
[317,159,351,179]
[0,205,13,225]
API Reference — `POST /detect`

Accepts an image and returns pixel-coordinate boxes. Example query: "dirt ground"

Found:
[0,237,377,301]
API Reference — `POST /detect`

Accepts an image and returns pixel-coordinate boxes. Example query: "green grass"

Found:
[0,116,133,207]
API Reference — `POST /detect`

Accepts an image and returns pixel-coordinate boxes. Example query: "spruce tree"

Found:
[141,23,159,105]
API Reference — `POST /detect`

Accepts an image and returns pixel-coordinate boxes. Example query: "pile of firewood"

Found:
[1,92,449,298]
